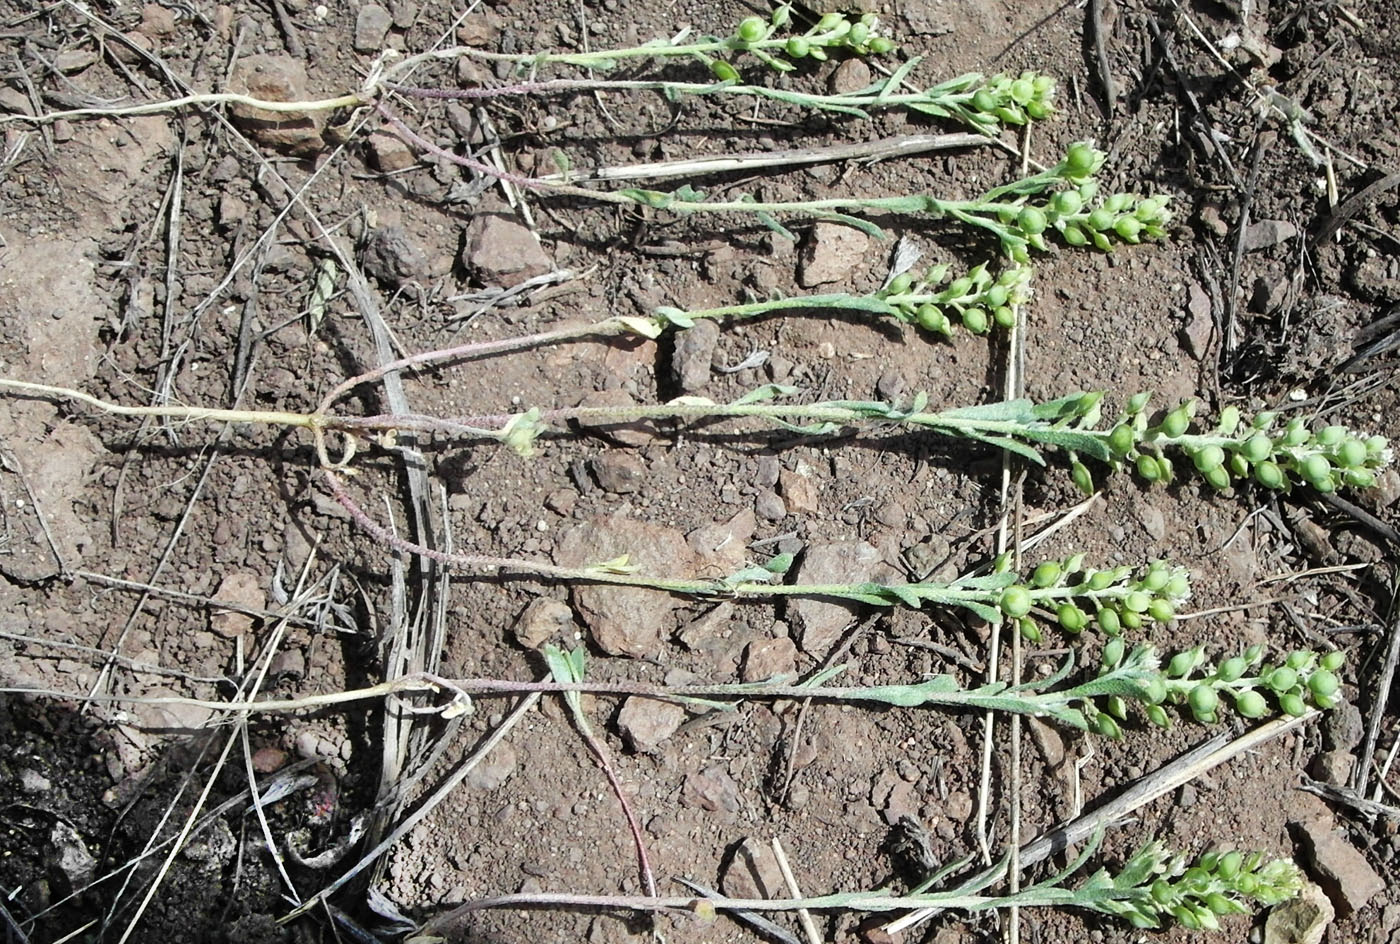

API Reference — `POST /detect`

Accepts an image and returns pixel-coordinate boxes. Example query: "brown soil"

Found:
[1,0,1398,943]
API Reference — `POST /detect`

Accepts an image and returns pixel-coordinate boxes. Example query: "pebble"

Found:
[682,764,742,817]
[828,58,872,95]
[1309,750,1354,787]
[1322,699,1363,752]
[671,319,719,392]
[1293,813,1385,914]
[361,226,431,287]
[779,467,820,515]
[741,636,798,682]
[353,4,393,52]
[1263,880,1333,944]
[228,55,325,154]
[1243,219,1299,252]
[513,598,574,649]
[210,572,264,638]
[462,210,553,288]
[1183,281,1213,359]
[590,452,646,493]
[721,837,786,899]
[366,130,416,173]
[616,696,685,753]
[788,542,889,654]
[798,221,869,287]
[465,742,517,790]
[755,489,787,521]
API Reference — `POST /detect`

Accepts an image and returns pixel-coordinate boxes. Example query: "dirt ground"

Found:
[1,0,1399,942]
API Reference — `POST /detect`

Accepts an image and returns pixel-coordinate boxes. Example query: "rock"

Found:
[788,542,888,654]
[616,697,686,753]
[49,821,96,888]
[1309,750,1354,787]
[682,764,742,817]
[1322,699,1363,752]
[590,452,646,494]
[228,55,325,154]
[353,4,393,52]
[462,211,553,288]
[210,572,264,638]
[1132,503,1166,541]
[742,636,798,682]
[366,130,416,172]
[779,467,821,515]
[1250,275,1289,314]
[721,837,786,899]
[573,388,657,447]
[671,320,719,392]
[1183,281,1213,359]
[361,226,431,287]
[217,194,247,228]
[798,221,869,287]
[945,791,973,822]
[268,649,305,680]
[465,741,516,790]
[1243,219,1299,252]
[1027,717,1065,768]
[829,58,872,94]
[1264,880,1333,944]
[19,769,52,794]
[555,514,695,657]
[251,747,288,773]
[677,602,737,655]
[1293,815,1385,914]
[513,597,574,649]
[754,489,787,521]
[390,0,416,28]
[882,781,919,825]
[686,509,756,577]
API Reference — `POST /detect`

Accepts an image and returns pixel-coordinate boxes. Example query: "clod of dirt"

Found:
[1322,700,1363,752]
[615,696,685,753]
[1264,880,1334,944]
[366,130,417,173]
[787,541,890,654]
[512,597,574,649]
[466,741,517,790]
[554,513,695,657]
[754,488,787,521]
[798,221,869,287]
[741,636,797,682]
[681,764,742,818]
[210,572,265,638]
[1292,813,1386,914]
[48,821,96,890]
[590,452,646,494]
[228,55,326,155]
[671,319,719,392]
[720,837,785,899]
[354,4,394,52]
[686,508,756,577]
[1308,749,1354,786]
[829,58,872,95]
[1183,281,1214,360]
[362,226,432,287]
[1243,219,1300,252]
[462,210,553,288]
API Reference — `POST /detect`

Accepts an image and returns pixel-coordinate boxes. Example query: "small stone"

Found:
[1310,750,1354,787]
[55,49,98,74]
[228,55,325,154]
[1322,699,1363,752]
[882,781,919,825]
[945,791,973,822]
[462,211,553,288]
[1027,717,1065,769]
[672,319,719,392]
[788,542,889,654]
[590,452,646,493]
[742,636,798,682]
[876,370,906,401]
[721,837,786,899]
[1132,503,1166,541]
[1177,783,1198,808]
[456,15,495,45]
[390,0,416,28]
[210,572,264,638]
[353,4,393,52]
[798,221,869,287]
[251,747,288,773]
[366,130,416,172]
[1243,219,1299,252]
[361,226,430,287]
[268,649,305,680]
[1183,281,1213,360]
[755,489,787,521]
[49,821,96,888]
[513,597,574,649]
[573,388,657,447]
[217,194,247,228]
[686,509,756,577]
[682,764,742,817]
[1250,275,1289,314]
[778,467,820,515]
[616,696,686,753]
[1264,880,1333,944]
[1294,815,1385,914]
[829,58,872,94]
[19,769,52,794]
[465,741,517,790]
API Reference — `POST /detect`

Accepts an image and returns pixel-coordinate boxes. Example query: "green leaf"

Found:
[1031,391,1096,420]
[619,188,672,209]
[732,383,800,405]
[754,210,796,241]
[814,211,884,239]
[655,305,696,328]
[935,398,1037,423]
[875,56,923,103]
[882,583,924,608]
[763,552,796,575]
[959,432,1047,465]
[949,571,1020,591]
[960,599,1004,623]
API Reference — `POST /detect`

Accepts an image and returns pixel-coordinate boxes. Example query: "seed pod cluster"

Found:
[994,556,1190,641]
[720,8,894,79]
[1096,842,1304,931]
[879,262,1034,335]
[1140,645,1343,727]
[1101,394,1392,492]
[958,71,1055,128]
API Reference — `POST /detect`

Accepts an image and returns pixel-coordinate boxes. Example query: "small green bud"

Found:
[1086,207,1114,231]
[993,306,1016,329]
[1279,692,1308,717]
[1192,445,1226,472]
[815,12,845,31]
[1203,465,1232,490]
[1367,434,1389,454]
[1235,690,1268,718]
[1188,684,1219,722]
[1061,224,1088,246]
[947,275,973,297]
[961,307,989,334]
[1050,190,1082,216]
[1031,561,1062,588]
[785,36,811,58]
[1282,419,1309,446]
[867,36,896,54]
[1019,618,1041,643]
[886,272,912,296]
[1216,657,1246,682]
[1217,850,1243,880]
[1320,651,1345,672]
[1062,142,1098,178]
[1307,669,1340,699]
[1300,453,1332,488]
[1205,893,1237,916]
[1126,391,1152,414]
[1151,880,1175,905]
[1120,609,1141,629]
[1160,406,1191,437]
[1252,411,1278,429]
[971,88,999,113]
[1087,569,1116,591]
[846,20,870,46]
[1343,469,1376,488]
[1057,603,1087,633]
[1218,405,1241,434]
[999,586,1033,619]
[1017,206,1048,235]
[1165,575,1189,599]
[736,16,767,43]
[1136,453,1162,482]
[916,304,948,335]
[1093,713,1122,739]
[1009,77,1035,104]
[1239,432,1273,463]
[1317,425,1347,446]
[1254,460,1285,489]
[1107,424,1136,456]
[1267,666,1298,693]
[1142,675,1168,705]
[1145,704,1171,728]
[1096,607,1121,636]
[710,60,740,82]
[1337,439,1368,469]
[1285,650,1311,670]
[1141,565,1169,592]
[1124,591,1151,613]
[1102,637,1125,670]
[1113,215,1142,241]
[1166,651,1195,677]
[1070,461,1095,496]
[1147,599,1175,622]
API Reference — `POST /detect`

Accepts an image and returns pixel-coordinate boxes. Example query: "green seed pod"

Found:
[1031,561,1062,588]
[1239,432,1273,463]
[1086,207,1115,231]
[1142,675,1168,705]
[886,272,912,296]
[1204,893,1237,916]
[1124,590,1151,613]
[1019,618,1041,643]
[1097,607,1121,636]
[1188,684,1219,722]
[1008,77,1035,105]
[1151,880,1175,905]
[1087,569,1116,591]
[1300,453,1332,488]
[1215,657,1246,682]
[1191,445,1226,472]
[1057,603,1087,633]
[947,276,973,297]
[1313,693,1336,710]
[1279,692,1308,717]
[1050,190,1083,216]
[1165,575,1189,599]
[1317,425,1347,446]
[971,88,999,113]
[982,283,1009,308]
[1136,453,1162,482]
[1102,637,1125,670]
[1217,405,1241,434]
[1032,73,1055,95]
[1252,411,1278,430]
[736,16,767,42]
[1235,690,1268,718]
[1267,666,1298,693]
[1107,423,1136,456]
[1320,651,1345,672]
[1236,873,1258,895]
[710,60,741,82]
[1160,406,1191,437]
[1106,694,1129,720]
[1145,704,1171,729]
[999,585,1033,619]
[1062,142,1099,178]
[1217,850,1243,880]
[1114,215,1142,241]
[1342,469,1372,488]
[1061,224,1089,246]
[1254,460,1285,489]
[785,36,810,58]
[1155,455,1175,482]
[916,304,948,335]
[815,11,845,31]
[1282,419,1309,446]
[867,36,896,54]
[993,306,1016,329]
[1367,434,1389,454]
[1307,669,1340,698]
[1203,465,1232,490]
[1166,650,1195,677]
[1120,609,1142,629]
[1141,565,1169,592]
[1285,650,1311,670]
[961,307,989,334]
[1228,453,1250,479]
[1337,439,1368,469]
[846,20,870,46]
[994,105,1024,125]
[1017,206,1048,235]
[1070,461,1095,496]
[1148,599,1176,622]
[1093,713,1122,739]
[1126,391,1152,414]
